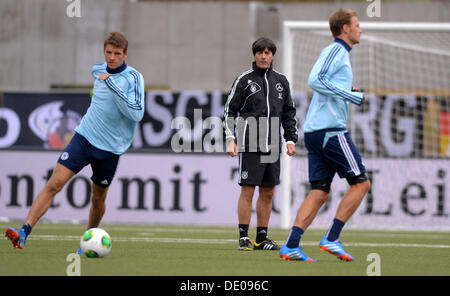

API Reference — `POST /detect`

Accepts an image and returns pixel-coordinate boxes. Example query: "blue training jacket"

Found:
[303,38,364,133]
[75,61,145,155]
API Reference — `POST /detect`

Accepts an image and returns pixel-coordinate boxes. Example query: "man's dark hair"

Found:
[252,37,277,56]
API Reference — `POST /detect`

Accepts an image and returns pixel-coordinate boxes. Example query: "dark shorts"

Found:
[57,132,120,187]
[305,129,366,183]
[238,152,280,187]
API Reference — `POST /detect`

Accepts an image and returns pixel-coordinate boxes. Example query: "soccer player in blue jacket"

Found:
[280,9,371,262]
[6,32,145,250]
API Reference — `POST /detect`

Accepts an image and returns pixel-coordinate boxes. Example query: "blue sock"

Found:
[286,226,304,248]
[22,223,32,237]
[326,218,345,241]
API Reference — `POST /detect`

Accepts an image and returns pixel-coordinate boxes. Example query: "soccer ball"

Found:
[80,228,112,258]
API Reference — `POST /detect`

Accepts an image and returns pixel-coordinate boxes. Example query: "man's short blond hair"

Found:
[329,9,357,38]
[104,32,128,52]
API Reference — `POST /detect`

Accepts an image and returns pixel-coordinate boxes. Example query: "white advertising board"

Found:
[0,151,449,230]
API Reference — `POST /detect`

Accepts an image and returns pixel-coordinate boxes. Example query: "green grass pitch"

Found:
[1,223,449,276]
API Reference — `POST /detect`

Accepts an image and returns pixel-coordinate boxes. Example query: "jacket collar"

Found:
[107,61,127,74]
[334,38,352,52]
[252,61,272,75]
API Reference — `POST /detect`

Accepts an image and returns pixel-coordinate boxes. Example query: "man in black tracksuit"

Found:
[223,37,298,251]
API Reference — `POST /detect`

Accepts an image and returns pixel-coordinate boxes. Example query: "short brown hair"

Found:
[104,32,128,52]
[329,9,357,38]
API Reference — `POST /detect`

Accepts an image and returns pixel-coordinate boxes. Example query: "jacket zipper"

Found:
[264,69,270,152]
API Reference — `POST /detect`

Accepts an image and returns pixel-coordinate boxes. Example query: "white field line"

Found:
[5,235,450,249]
[27,225,235,234]
[21,225,450,239]
[342,232,450,240]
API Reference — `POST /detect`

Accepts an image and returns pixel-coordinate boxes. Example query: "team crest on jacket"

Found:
[246,81,261,94]
[275,83,284,92]
[241,171,248,180]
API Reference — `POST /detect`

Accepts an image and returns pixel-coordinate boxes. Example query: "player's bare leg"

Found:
[253,186,279,250]
[25,163,75,227]
[320,180,370,261]
[237,185,255,250]
[238,185,256,225]
[88,184,109,229]
[255,186,274,228]
[77,184,109,255]
[335,180,370,222]
[5,163,74,249]
[280,189,328,261]
[294,189,329,230]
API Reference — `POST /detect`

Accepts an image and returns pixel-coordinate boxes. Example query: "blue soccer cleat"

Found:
[279,244,316,262]
[319,235,354,261]
[77,247,84,255]
[5,227,27,249]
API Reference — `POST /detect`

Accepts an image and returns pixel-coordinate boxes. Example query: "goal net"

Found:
[280,21,450,229]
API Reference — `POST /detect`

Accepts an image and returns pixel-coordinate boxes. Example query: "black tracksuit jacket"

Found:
[223,62,298,153]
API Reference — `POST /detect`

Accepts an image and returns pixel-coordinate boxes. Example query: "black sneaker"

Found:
[238,237,253,251]
[253,238,280,250]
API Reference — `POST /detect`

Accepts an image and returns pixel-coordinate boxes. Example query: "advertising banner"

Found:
[1,151,449,230]
[0,92,90,149]
[1,91,449,158]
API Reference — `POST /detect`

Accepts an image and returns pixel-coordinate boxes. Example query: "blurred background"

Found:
[0,0,449,91]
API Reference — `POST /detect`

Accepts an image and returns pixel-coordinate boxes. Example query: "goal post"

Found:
[280,21,450,229]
